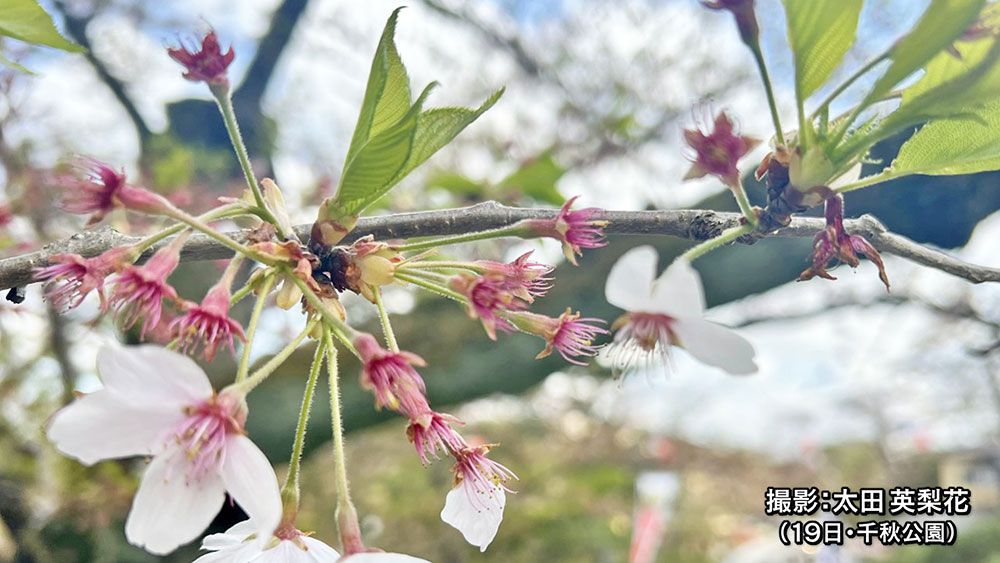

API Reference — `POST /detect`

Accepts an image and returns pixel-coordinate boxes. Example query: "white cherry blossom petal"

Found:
[440,482,505,552]
[125,443,227,555]
[605,245,657,312]
[199,519,259,552]
[253,542,305,563]
[220,434,282,545]
[45,390,182,464]
[649,258,705,318]
[672,317,757,375]
[301,537,342,563]
[97,345,212,408]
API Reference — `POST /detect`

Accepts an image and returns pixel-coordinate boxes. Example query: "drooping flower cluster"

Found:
[604,245,757,376]
[354,333,515,551]
[798,194,889,290]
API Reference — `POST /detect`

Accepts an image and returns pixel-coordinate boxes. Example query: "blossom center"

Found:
[172,394,244,482]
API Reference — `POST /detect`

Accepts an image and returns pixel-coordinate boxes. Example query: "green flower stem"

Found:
[212,91,267,212]
[833,168,906,193]
[680,222,756,262]
[166,208,273,264]
[132,204,242,255]
[236,273,276,383]
[289,275,361,358]
[373,288,399,352]
[322,327,365,555]
[811,50,892,121]
[731,183,758,227]
[394,271,467,303]
[397,260,482,273]
[393,223,529,253]
[280,337,327,521]
[229,281,255,307]
[229,317,319,396]
[749,41,786,147]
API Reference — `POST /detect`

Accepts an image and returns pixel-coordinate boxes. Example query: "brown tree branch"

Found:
[2,202,998,291]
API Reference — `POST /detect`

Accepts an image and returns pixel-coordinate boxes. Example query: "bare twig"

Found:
[2,202,998,290]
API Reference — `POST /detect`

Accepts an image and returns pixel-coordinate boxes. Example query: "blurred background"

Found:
[1,0,1000,561]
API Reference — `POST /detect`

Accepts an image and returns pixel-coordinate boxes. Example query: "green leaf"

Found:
[387,88,503,187]
[336,88,503,215]
[343,7,411,166]
[863,0,984,107]
[783,0,863,103]
[329,9,502,217]
[335,83,434,216]
[889,101,1000,176]
[0,0,83,53]
[496,152,566,205]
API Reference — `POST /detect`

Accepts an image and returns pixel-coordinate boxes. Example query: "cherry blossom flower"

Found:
[168,30,235,87]
[171,266,246,361]
[33,246,137,310]
[194,520,341,562]
[449,274,525,340]
[604,245,757,376]
[683,111,759,189]
[106,234,187,338]
[441,444,516,552]
[46,345,281,555]
[526,197,608,265]
[511,308,607,365]
[407,410,466,465]
[798,194,889,290]
[354,333,428,415]
[59,158,174,225]
[475,251,554,302]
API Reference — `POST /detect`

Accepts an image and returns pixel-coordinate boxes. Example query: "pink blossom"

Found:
[475,251,553,302]
[683,111,759,189]
[106,235,185,338]
[440,444,516,552]
[59,158,173,225]
[33,246,137,310]
[46,346,281,555]
[407,410,467,465]
[355,333,429,416]
[526,197,608,265]
[168,30,234,87]
[513,308,608,365]
[170,283,245,361]
[798,195,889,290]
[449,274,525,340]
